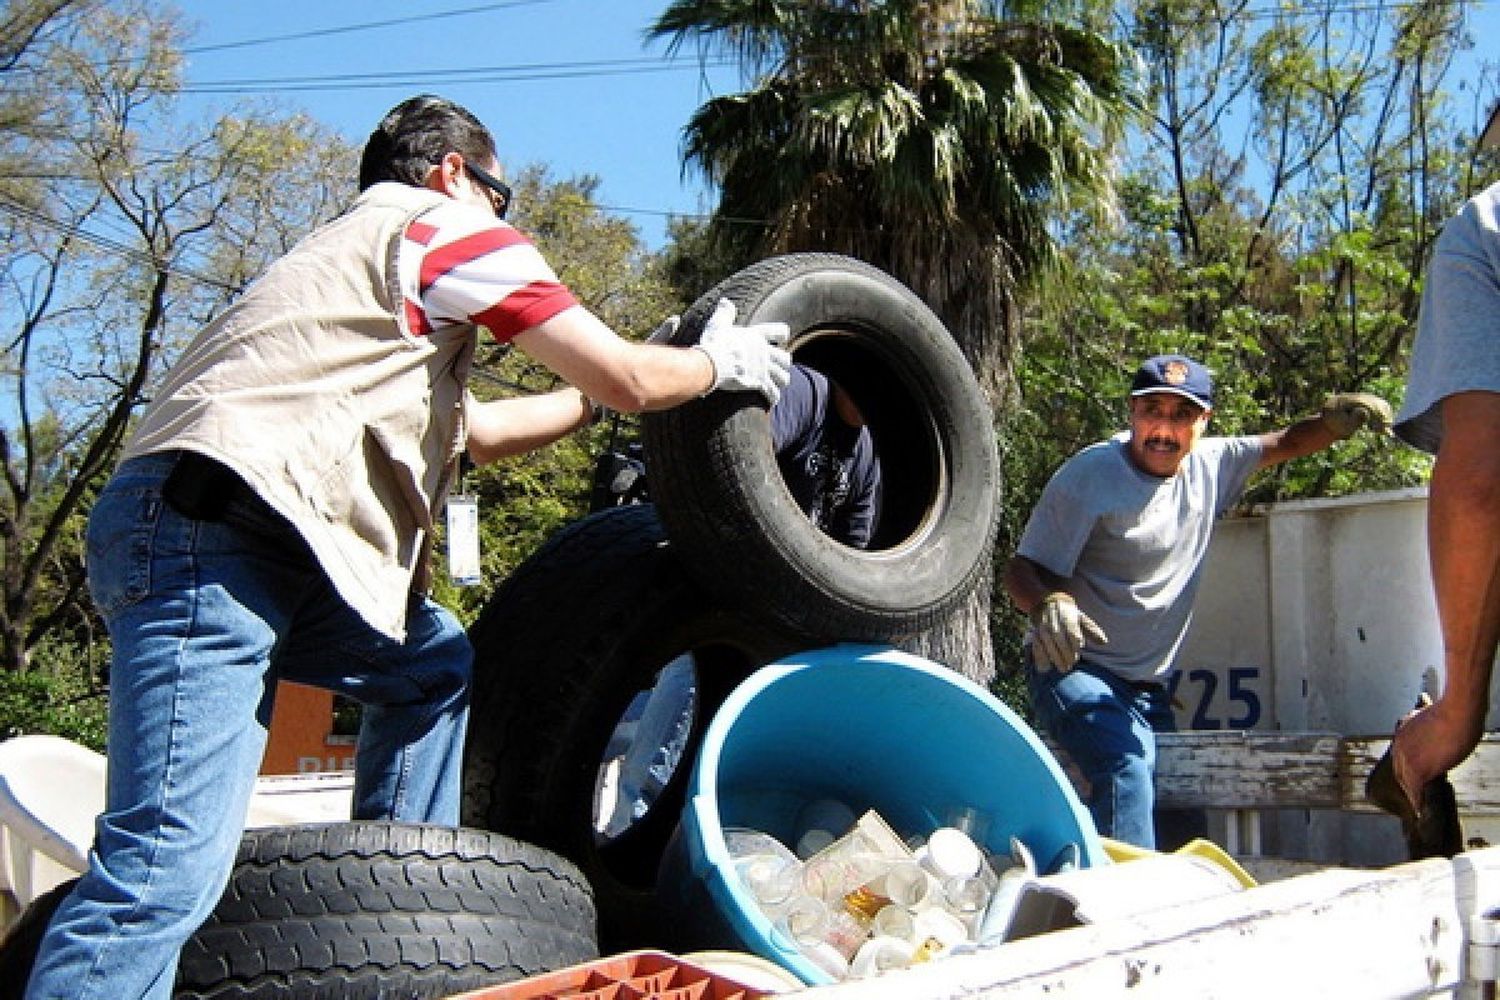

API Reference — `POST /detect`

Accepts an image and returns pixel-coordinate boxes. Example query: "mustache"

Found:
[1143,436,1181,452]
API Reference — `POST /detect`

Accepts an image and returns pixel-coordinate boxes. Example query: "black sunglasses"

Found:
[463,159,512,220]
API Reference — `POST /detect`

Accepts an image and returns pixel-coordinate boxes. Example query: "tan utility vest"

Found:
[123,183,473,640]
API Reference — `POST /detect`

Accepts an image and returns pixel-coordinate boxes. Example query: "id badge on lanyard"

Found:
[446,493,482,586]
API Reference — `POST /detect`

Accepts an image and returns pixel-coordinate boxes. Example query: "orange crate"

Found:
[446,950,781,1000]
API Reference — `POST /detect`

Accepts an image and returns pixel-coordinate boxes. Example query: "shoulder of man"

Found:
[1193,434,1261,466]
[1033,438,1123,510]
[1059,436,1129,477]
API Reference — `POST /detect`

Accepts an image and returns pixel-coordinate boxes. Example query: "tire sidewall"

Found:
[645,253,999,640]
[461,505,807,952]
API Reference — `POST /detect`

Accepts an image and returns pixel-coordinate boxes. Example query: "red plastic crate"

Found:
[446,950,782,1000]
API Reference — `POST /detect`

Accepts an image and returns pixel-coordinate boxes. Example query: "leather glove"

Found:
[646,315,680,345]
[1321,392,1393,439]
[694,299,792,406]
[1030,592,1108,673]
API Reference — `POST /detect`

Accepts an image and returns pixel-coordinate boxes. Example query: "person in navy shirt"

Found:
[603,363,882,837]
[771,364,882,548]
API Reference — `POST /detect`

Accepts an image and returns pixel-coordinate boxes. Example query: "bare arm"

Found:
[1256,392,1394,469]
[512,305,714,412]
[465,388,593,466]
[1393,390,1500,805]
[1253,413,1342,470]
[1002,554,1066,617]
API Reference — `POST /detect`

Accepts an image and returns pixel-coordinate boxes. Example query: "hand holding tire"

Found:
[1031,592,1108,672]
[694,298,792,405]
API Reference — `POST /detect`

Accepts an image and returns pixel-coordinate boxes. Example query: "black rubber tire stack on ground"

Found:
[0,822,596,1000]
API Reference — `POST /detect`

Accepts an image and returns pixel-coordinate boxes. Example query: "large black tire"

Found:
[461,504,807,954]
[0,823,596,1000]
[642,253,1000,642]
[0,879,71,995]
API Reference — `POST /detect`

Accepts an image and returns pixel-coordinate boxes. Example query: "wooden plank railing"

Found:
[1155,731,1500,815]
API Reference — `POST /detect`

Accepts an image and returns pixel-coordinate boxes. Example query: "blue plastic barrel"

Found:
[659,644,1106,985]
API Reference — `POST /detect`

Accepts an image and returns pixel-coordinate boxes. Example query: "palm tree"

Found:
[650,0,1136,683]
[651,0,1135,400]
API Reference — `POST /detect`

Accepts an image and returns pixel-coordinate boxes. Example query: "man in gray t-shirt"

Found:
[1004,354,1393,848]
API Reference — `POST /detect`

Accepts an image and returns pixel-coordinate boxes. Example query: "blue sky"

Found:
[172,0,740,248]
[172,0,1497,252]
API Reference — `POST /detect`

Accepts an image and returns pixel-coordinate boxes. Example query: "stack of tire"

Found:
[0,255,998,997]
[461,254,1000,953]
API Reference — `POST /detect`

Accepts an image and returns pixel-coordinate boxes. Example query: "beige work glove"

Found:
[1321,392,1393,439]
[1030,592,1109,673]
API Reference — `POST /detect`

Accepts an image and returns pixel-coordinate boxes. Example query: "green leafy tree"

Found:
[1002,0,1497,679]
[0,1,355,744]
[1024,0,1490,498]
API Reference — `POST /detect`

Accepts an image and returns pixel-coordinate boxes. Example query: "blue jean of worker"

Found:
[1027,657,1202,850]
[25,452,471,1000]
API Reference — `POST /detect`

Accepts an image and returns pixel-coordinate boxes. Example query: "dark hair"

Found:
[357,95,497,191]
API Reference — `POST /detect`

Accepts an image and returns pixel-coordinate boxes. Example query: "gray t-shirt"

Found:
[1017,434,1263,682]
[1395,180,1500,454]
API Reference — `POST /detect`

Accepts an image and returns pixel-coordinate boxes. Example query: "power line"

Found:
[176,0,1479,58]
[1228,0,1481,20]
[175,57,736,97]
[151,0,1482,97]
[183,56,706,88]
[0,197,240,292]
[594,203,708,221]
[6,52,738,96]
[0,188,768,299]
[178,0,553,56]
[18,0,1463,98]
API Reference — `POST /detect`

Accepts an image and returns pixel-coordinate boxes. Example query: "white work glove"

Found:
[646,315,680,345]
[694,298,792,406]
[1030,592,1108,673]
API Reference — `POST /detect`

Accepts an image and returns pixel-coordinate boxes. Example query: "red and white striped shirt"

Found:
[397,200,577,343]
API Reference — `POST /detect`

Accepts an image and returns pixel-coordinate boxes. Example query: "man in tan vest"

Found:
[25,94,791,1000]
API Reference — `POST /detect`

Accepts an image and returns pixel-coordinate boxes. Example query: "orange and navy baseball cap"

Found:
[1130,354,1213,410]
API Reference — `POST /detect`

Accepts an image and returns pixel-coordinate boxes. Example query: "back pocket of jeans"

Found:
[86,487,163,615]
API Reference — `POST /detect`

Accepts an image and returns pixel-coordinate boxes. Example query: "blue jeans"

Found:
[1027,658,1202,850]
[26,452,471,1000]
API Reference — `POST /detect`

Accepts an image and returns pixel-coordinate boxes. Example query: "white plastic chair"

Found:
[0,734,354,930]
[0,734,105,921]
